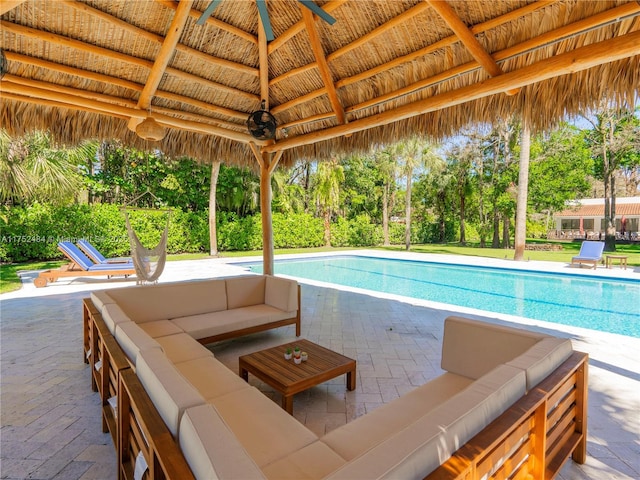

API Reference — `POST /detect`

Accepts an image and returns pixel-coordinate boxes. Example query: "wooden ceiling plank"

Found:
[137,0,194,110]
[337,0,558,90]
[326,2,430,63]
[0,0,27,15]
[279,111,335,130]
[1,92,129,120]
[154,0,258,45]
[268,0,348,54]
[264,30,640,153]
[426,0,519,95]
[300,5,345,124]
[0,81,256,143]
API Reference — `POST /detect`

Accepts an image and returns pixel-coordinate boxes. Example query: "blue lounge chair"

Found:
[77,239,131,264]
[34,242,135,287]
[571,241,604,269]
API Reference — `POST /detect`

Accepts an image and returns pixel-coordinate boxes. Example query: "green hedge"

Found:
[1,204,421,262]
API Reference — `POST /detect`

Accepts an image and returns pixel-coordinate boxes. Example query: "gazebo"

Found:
[1,0,639,272]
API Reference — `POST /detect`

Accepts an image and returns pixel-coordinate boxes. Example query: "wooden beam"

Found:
[0,0,27,15]
[427,0,519,95]
[263,30,640,153]
[5,51,249,122]
[138,0,193,110]
[62,0,258,78]
[269,62,317,87]
[0,81,257,143]
[155,0,258,45]
[326,2,430,63]
[336,0,558,89]
[300,4,345,124]
[270,87,326,115]
[268,0,347,54]
[258,7,270,108]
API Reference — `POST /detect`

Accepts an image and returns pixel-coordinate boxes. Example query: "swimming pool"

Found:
[243,255,640,338]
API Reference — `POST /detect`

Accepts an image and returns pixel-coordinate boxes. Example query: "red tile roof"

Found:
[556,203,640,217]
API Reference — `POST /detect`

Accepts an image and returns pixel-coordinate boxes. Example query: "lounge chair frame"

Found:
[35,242,135,287]
[570,241,605,270]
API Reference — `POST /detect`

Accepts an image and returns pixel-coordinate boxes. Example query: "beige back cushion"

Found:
[135,348,205,438]
[179,404,266,480]
[101,303,132,334]
[507,337,573,390]
[106,280,227,323]
[265,276,298,313]
[91,290,115,311]
[225,276,266,309]
[114,321,162,364]
[441,316,545,379]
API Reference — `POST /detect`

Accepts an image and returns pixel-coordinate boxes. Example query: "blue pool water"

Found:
[243,255,640,338]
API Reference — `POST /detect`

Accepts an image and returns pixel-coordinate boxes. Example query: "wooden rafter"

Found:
[0,80,257,143]
[137,0,193,111]
[271,2,640,125]
[258,6,270,108]
[155,0,257,45]
[263,30,640,153]
[0,0,26,15]
[426,0,519,95]
[300,4,345,125]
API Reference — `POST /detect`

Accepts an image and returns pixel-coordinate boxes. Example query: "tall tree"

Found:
[583,106,640,251]
[209,161,221,256]
[312,157,344,247]
[395,136,442,250]
[514,120,530,261]
[373,145,398,246]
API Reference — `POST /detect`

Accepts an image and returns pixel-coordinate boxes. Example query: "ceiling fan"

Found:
[196,0,336,41]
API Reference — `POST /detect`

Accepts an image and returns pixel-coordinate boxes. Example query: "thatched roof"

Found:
[1,0,639,168]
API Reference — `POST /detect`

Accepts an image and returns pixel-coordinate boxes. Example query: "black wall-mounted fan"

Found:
[247,100,277,140]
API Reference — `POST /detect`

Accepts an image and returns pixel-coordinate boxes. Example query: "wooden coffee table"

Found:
[239,339,356,414]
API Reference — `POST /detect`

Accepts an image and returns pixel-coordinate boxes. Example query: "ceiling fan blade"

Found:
[196,0,223,25]
[256,0,275,42]
[298,0,336,25]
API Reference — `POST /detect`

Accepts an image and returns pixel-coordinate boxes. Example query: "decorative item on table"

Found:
[293,346,302,364]
[284,347,292,360]
[301,351,308,362]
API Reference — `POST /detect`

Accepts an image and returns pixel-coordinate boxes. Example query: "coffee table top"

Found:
[238,339,356,393]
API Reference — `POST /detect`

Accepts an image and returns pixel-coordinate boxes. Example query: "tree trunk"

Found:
[492,207,501,248]
[405,166,413,250]
[382,184,390,246]
[324,210,331,247]
[514,121,530,260]
[208,161,221,256]
[502,215,511,249]
[459,192,466,245]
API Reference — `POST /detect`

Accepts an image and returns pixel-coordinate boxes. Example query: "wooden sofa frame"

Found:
[84,297,587,480]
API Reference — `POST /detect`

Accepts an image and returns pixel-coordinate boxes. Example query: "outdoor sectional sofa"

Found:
[83,276,588,480]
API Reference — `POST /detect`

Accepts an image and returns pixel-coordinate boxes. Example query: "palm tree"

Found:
[373,145,398,246]
[312,157,344,247]
[395,136,442,250]
[209,161,221,256]
[0,130,95,205]
[514,120,530,261]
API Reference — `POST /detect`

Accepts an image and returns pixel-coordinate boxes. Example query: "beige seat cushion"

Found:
[323,372,473,461]
[138,319,184,338]
[209,387,317,467]
[175,356,251,401]
[442,316,545,379]
[156,333,213,364]
[106,279,228,323]
[262,441,346,480]
[136,348,205,438]
[172,305,295,341]
[179,404,266,480]
[507,337,573,390]
[325,365,526,480]
[114,321,162,364]
[101,303,132,334]
[225,276,266,309]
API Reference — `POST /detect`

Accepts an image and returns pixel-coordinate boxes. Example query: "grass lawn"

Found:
[2,241,638,295]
